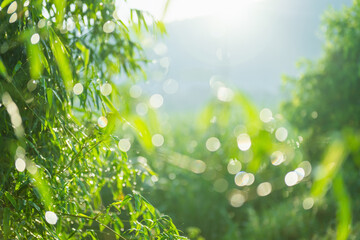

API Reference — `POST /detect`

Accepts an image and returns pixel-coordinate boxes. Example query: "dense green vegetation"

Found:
[0,0,181,239]
[1,0,360,240]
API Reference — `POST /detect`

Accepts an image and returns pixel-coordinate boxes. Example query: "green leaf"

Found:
[112,195,132,208]
[26,38,44,79]
[12,61,22,77]
[0,0,13,8]
[47,88,53,107]
[75,42,90,73]
[54,0,67,24]
[5,191,17,210]
[333,173,351,240]
[312,138,347,198]
[31,170,53,209]
[49,30,73,91]
[0,57,9,79]
[134,194,141,212]
[3,207,10,240]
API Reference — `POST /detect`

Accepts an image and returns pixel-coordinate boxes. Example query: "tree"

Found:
[0,0,182,239]
[282,1,360,239]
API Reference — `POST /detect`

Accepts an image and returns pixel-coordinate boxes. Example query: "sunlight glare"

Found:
[101,83,112,96]
[237,133,251,151]
[257,182,272,197]
[118,139,131,152]
[190,160,206,174]
[260,108,273,123]
[298,161,312,177]
[275,127,288,142]
[15,158,26,172]
[227,159,242,174]
[303,197,314,210]
[229,189,246,207]
[9,13,17,23]
[285,171,298,186]
[73,83,84,95]
[206,137,221,152]
[235,171,249,186]
[45,211,58,225]
[149,94,164,109]
[217,87,234,102]
[152,134,164,147]
[97,116,108,128]
[31,33,40,44]
[103,20,115,33]
[271,151,285,166]
[7,1,17,14]
[136,102,148,115]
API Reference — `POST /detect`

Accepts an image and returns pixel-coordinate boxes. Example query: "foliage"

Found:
[135,89,315,239]
[126,1,360,240]
[0,0,183,239]
[282,1,360,239]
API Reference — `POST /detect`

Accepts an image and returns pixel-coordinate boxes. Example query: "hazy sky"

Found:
[127,0,267,22]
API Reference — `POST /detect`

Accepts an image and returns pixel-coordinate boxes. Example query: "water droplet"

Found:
[149,94,163,109]
[97,116,108,128]
[227,159,242,174]
[259,108,273,123]
[45,211,58,225]
[206,137,221,152]
[257,182,272,196]
[30,33,40,44]
[7,1,17,14]
[275,127,288,142]
[103,20,115,33]
[237,133,251,151]
[152,134,164,147]
[73,83,84,95]
[284,171,298,186]
[15,158,26,172]
[217,87,234,102]
[118,138,131,152]
[100,83,112,96]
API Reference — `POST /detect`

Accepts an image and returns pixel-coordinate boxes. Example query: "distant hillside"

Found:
[142,0,352,112]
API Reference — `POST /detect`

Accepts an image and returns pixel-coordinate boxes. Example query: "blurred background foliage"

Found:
[1,0,360,240]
